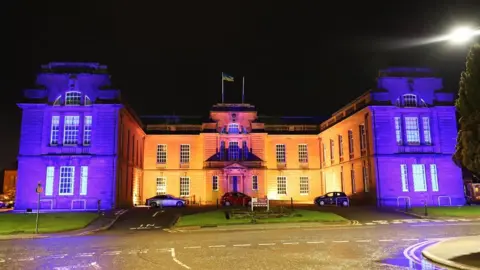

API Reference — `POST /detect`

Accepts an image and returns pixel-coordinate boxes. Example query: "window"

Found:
[412,164,427,192]
[430,164,439,192]
[228,123,240,134]
[156,177,166,195]
[59,166,74,195]
[252,175,258,190]
[359,124,366,151]
[63,116,80,145]
[180,144,190,164]
[80,166,88,195]
[180,176,190,197]
[362,161,369,192]
[403,94,417,107]
[50,116,60,145]
[350,165,356,193]
[340,166,344,191]
[338,135,344,160]
[219,141,226,160]
[300,176,309,195]
[156,144,167,164]
[395,117,403,145]
[45,166,54,196]
[212,175,219,191]
[229,141,240,160]
[84,96,92,106]
[422,117,432,145]
[329,139,334,161]
[322,143,327,165]
[405,117,420,145]
[276,144,286,163]
[277,176,287,195]
[65,91,82,105]
[242,141,249,159]
[400,164,409,192]
[298,144,308,163]
[83,116,92,145]
[348,130,354,159]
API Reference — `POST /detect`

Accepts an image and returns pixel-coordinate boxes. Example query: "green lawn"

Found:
[175,209,346,227]
[0,212,99,234]
[412,206,480,218]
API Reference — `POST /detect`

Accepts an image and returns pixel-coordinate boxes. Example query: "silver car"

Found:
[146,195,187,208]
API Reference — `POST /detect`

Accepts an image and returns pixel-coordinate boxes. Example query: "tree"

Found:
[454,44,480,175]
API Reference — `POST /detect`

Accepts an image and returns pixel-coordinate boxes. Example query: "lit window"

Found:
[298,144,308,163]
[422,117,432,145]
[430,164,439,192]
[340,166,344,192]
[45,166,54,196]
[329,139,334,161]
[219,141,226,160]
[348,130,354,159]
[180,144,190,164]
[65,91,82,105]
[156,177,166,195]
[242,141,249,159]
[362,161,369,192]
[63,116,80,145]
[156,144,167,164]
[277,176,287,195]
[228,141,240,160]
[338,135,344,159]
[350,164,356,193]
[276,144,286,163]
[180,176,190,197]
[228,123,240,134]
[394,117,403,145]
[300,176,309,195]
[50,116,60,145]
[83,116,92,145]
[80,166,88,195]
[403,94,417,107]
[412,164,427,192]
[359,124,366,150]
[212,175,219,191]
[322,143,327,164]
[252,175,258,190]
[400,164,409,192]
[59,166,75,195]
[405,117,420,145]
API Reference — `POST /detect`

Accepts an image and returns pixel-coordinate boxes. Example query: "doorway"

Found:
[229,176,242,192]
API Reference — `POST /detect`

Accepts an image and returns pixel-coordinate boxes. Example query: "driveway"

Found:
[299,205,418,222]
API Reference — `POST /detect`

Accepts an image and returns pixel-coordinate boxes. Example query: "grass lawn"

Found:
[412,206,480,218]
[175,209,346,227]
[0,212,99,234]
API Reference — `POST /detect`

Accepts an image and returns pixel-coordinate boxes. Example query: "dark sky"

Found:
[1,1,480,171]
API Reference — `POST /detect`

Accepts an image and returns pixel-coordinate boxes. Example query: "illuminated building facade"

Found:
[15,64,465,211]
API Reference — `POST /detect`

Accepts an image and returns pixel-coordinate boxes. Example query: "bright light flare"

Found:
[447,27,480,44]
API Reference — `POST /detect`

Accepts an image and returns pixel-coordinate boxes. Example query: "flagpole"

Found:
[221,72,224,103]
[242,76,245,103]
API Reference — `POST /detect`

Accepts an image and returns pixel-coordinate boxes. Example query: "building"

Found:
[14,63,465,211]
[1,169,17,196]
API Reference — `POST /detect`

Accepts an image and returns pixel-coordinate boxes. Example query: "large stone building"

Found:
[14,63,465,211]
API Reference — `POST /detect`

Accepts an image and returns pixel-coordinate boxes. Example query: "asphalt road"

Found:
[1,218,480,269]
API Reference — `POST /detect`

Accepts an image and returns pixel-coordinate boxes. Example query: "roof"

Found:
[256,115,327,125]
[40,62,109,74]
[141,115,209,125]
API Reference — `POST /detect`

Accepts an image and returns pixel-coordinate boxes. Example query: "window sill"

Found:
[179,163,190,168]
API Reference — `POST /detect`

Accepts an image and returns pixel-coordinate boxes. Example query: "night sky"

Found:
[1,1,480,172]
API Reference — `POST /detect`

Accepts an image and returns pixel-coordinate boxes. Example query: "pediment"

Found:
[224,163,247,170]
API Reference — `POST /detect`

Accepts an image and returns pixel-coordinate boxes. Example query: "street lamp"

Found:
[447,27,480,44]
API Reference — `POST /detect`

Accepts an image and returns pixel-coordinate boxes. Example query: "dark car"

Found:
[146,195,187,208]
[221,192,251,206]
[314,192,349,207]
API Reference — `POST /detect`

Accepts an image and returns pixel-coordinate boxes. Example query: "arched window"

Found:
[53,96,61,106]
[84,95,92,106]
[65,91,82,105]
[228,123,240,134]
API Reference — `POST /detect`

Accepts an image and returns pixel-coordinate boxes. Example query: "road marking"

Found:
[17,257,34,262]
[356,240,371,243]
[208,245,226,248]
[402,238,419,241]
[102,251,121,255]
[332,240,349,243]
[306,241,325,244]
[184,246,201,249]
[233,244,251,247]
[152,210,164,217]
[283,242,299,245]
[365,222,375,225]
[378,239,393,242]
[258,243,276,246]
[170,248,191,269]
[75,252,94,257]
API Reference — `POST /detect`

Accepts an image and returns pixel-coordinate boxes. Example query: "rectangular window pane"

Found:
[45,166,54,196]
[322,143,327,164]
[351,165,355,193]
[276,144,286,163]
[348,130,354,158]
[63,116,80,145]
[329,139,334,160]
[277,176,287,195]
[298,144,308,163]
[157,144,167,164]
[359,124,366,150]
[405,117,420,145]
[212,175,218,191]
[80,166,88,195]
[50,116,60,145]
[156,177,166,195]
[430,164,439,192]
[412,164,427,192]
[180,176,190,197]
[180,144,190,164]
[395,117,403,145]
[59,166,75,195]
[300,176,309,195]
[83,116,92,145]
[229,141,240,160]
[362,162,369,192]
[252,175,258,190]
[338,135,344,158]
[422,117,432,145]
[401,164,409,192]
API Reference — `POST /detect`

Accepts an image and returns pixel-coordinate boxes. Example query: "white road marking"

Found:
[0,258,4,263]
[258,243,276,246]
[170,248,191,269]
[355,240,371,242]
[332,240,349,243]
[184,246,201,249]
[283,242,299,245]
[50,254,68,259]
[130,228,137,230]
[402,238,419,241]
[75,252,94,257]
[208,245,226,248]
[378,239,393,242]
[306,241,325,244]
[102,251,121,256]
[17,257,34,262]
[233,244,252,247]
[365,222,375,225]
[153,211,160,217]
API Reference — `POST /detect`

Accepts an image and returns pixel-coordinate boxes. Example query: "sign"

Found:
[36,183,43,194]
[251,197,269,211]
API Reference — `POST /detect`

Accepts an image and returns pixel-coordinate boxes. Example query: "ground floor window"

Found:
[430,164,439,192]
[212,175,218,191]
[277,176,287,195]
[80,166,88,195]
[362,161,369,192]
[252,175,258,190]
[156,177,166,195]
[350,165,356,193]
[180,177,190,197]
[412,164,427,192]
[45,166,54,196]
[300,176,309,195]
[400,164,408,192]
[59,166,75,195]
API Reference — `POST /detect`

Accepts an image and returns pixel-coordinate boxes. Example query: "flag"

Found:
[222,73,234,82]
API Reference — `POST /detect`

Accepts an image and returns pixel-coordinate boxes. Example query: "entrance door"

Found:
[232,176,238,192]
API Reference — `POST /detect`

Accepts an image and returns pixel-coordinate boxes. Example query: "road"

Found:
[1,214,480,269]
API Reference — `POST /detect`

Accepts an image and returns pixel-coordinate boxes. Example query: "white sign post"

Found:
[251,197,269,211]
[35,183,43,234]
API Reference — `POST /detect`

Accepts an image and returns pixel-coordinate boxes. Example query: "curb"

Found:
[395,209,429,219]
[422,249,480,270]
[78,209,129,235]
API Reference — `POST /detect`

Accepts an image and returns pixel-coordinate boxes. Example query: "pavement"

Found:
[422,235,480,270]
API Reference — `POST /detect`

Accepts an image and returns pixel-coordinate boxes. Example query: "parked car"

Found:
[221,192,251,206]
[0,199,14,208]
[314,192,349,207]
[146,195,187,208]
